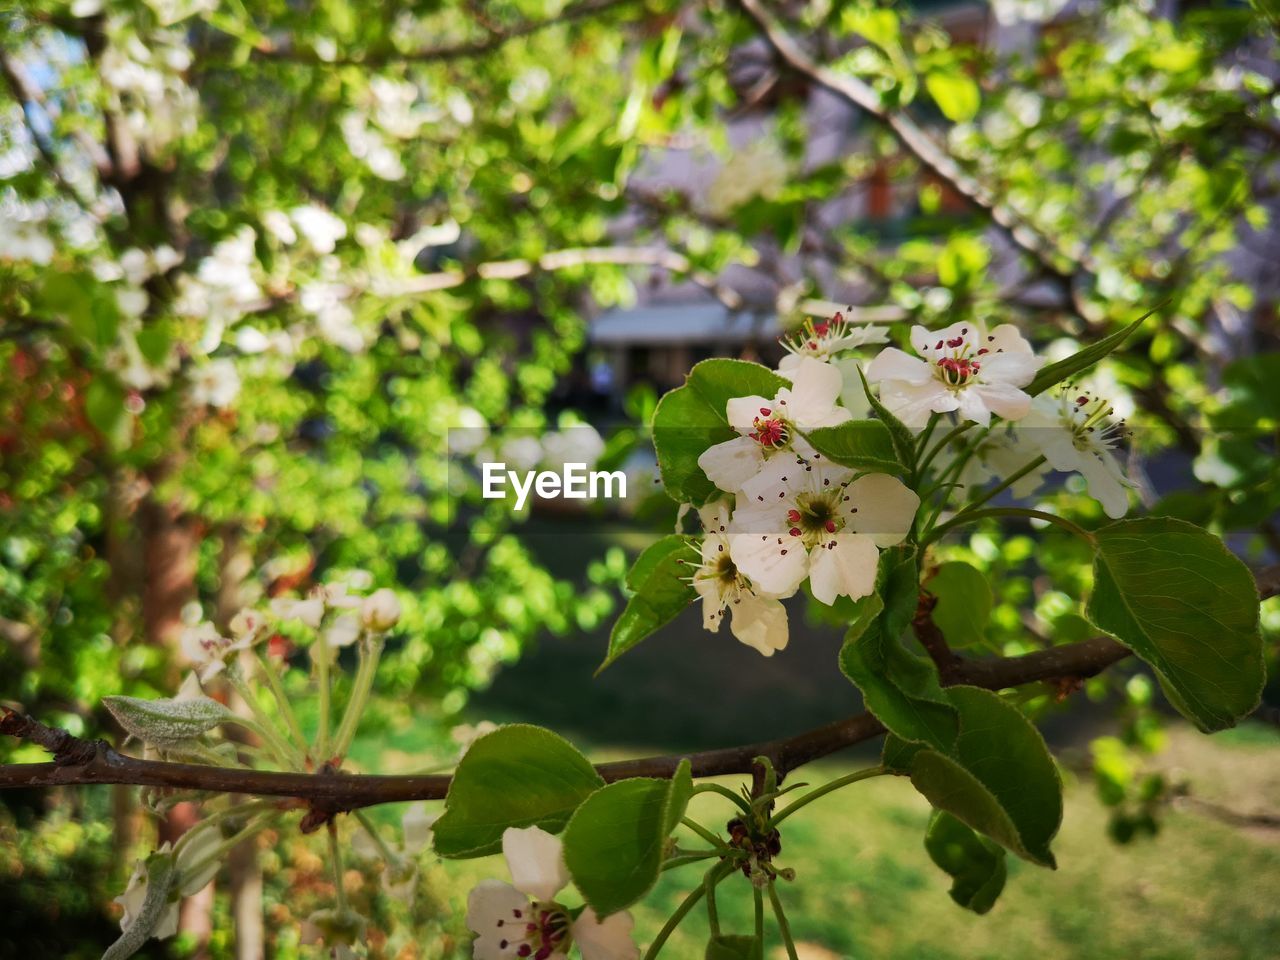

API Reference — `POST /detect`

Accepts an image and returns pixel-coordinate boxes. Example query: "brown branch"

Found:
[733,0,1077,282]
[250,0,641,66]
[2,566,1274,810]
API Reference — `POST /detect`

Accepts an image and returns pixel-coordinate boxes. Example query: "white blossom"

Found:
[361,588,402,632]
[777,312,888,376]
[731,469,919,606]
[865,321,1043,428]
[691,502,789,656]
[179,621,251,682]
[1020,388,1134,518]
[291,204,348,253]
[324,613,362,648]
[697,356,851,497]
[466,827,638,960]
[188,358,241,409]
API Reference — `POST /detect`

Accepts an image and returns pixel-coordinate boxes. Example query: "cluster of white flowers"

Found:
[684,313,1137,656]
[704,139,790,218]
[466,826,637,960]
[179,583,403,680]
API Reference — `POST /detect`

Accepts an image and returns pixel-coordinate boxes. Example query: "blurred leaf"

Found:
[925,69,981,123]
[926,561,992,649]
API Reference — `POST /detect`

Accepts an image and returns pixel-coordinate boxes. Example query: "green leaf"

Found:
[600,535,696,672]
[1027,304,1162,397]
[926,561,992,649]
[856,366,917,466]
[652,359,788,505]
[1086,517,1264,732]
[706,934,761,960]
[562,760,693,916]
[103,695,233,745]
[924,810,1007,914]
[925,69,981,123]
[840,547,958,753]
[802,419,902,473]
[85,377,130,451]
[885,686,1062,867]
[101,853,176,960]
[433,725,604,858]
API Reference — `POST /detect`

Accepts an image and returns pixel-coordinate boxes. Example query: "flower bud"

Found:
[361,588,402,632]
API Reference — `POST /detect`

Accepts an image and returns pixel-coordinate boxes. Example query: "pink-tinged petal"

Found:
[698,436,764,493]
[978,351,1039,388]
[911,321,980,359]
[778,357,845,426]
[501,826,567,902]
[729,594,790,656]
[845,474,920,547]
[865,347,933,385]
[729,532,808,598]
[973,381,1032,422]
[880,380,956,428]
[574,907,639,960]
[808,534,879,605]
[726,395,774,433]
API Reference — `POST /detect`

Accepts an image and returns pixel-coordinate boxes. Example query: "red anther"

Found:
[947,336,965,348]
[789,527,802,537]
[825,520,837,533]
[787,509,801,522]
[759,407,771,416]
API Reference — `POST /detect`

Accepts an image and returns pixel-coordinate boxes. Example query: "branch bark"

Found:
[2,566,1274,810]
[732,0,1078,283]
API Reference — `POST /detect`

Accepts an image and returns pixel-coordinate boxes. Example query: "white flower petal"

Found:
[466,879,531,956]
[972,381,1032,422]
[729,532,808,599]
[879,380,955,428]
[778,357,845,426]
[574,907,640,960]
[1077,452,1131,518]
[865,347,933,385]
[845,474,920,547]
[808,534,879,605]
[502,826,568,902]
[726,395,774,433]
[910,321,980,360]
[698,436,765,493]
[728,594,789,656]
[956,387,993,426]
[739,451,810,505]
[976,351,1039,388]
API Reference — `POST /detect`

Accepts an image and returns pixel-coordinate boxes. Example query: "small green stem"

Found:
[327,821,348,912]
[314,640,332,762]
[255,650,306,753]
[225,670,303,769]
[915,419,973,482]
[911,413,941,481]
[959,455,1046,515]
[772,766,886,826]
[179,812,279,881]
[661,850,722,872]
[753,885,765,960]
[705,863,723,937]
[331,635,383,761]
[354,809,403,867]
[768,880,800,960]
[642,868,722,960]
[681,817,729,850]
[692,782,753,816]
[925,507,1096,547]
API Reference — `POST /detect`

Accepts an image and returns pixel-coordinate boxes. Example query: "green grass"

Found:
[423,725,1280,960]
